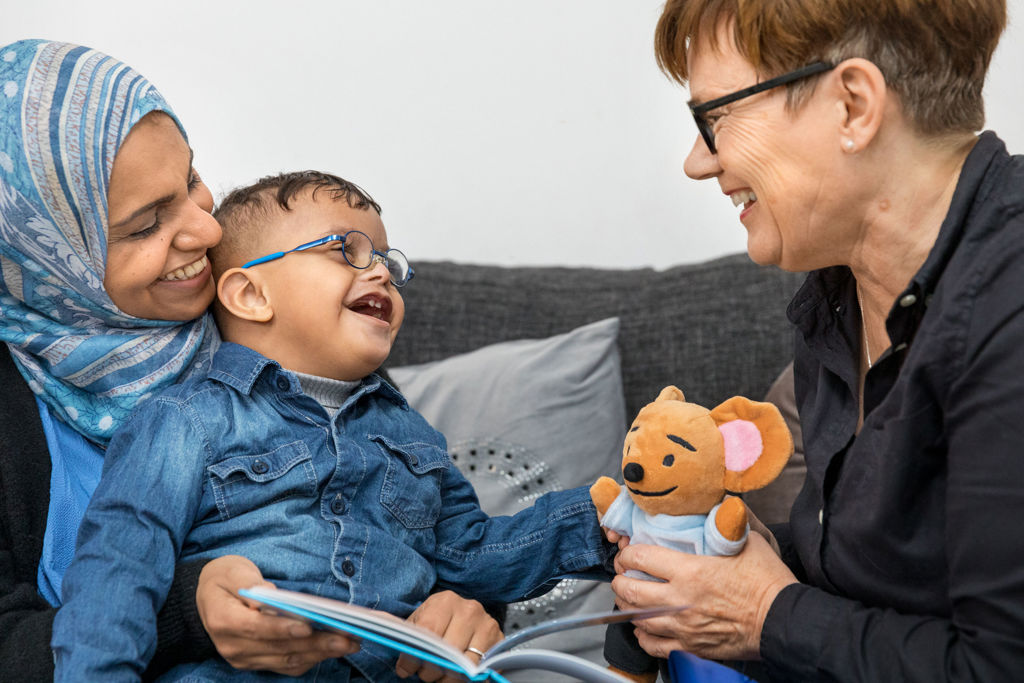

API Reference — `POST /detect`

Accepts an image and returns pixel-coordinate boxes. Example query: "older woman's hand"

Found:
[196,555,358,676]
[612,534,797,662]
[395,591,503,682]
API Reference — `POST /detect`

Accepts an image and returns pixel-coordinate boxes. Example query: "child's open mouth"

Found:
[348,294,392,323]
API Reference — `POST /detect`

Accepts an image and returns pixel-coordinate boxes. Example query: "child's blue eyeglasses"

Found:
[241,230,415,287]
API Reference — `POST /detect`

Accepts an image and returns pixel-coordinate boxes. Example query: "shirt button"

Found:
[330,494,345,514]
[251,459,269,475]
[899,294,917,307]
[342,559,356,576]
[276,377,290,391]
[818,508,824,525]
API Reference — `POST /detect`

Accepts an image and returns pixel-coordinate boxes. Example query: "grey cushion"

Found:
[388,253,804,423]
[746,362,806,525]
[389,318,627,673]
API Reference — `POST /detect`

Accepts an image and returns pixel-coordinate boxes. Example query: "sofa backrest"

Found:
[388,253,805,423]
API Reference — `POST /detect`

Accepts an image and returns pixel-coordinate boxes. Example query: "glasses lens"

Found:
[342,231,373,268]
[385,249,412,287]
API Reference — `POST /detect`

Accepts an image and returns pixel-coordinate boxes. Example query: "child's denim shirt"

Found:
[53,343,610,682]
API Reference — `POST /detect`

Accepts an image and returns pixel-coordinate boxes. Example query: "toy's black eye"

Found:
[663,454,675,467]
[629,426,639,432]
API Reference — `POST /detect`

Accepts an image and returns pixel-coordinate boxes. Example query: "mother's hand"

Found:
[612,534,797,662]
[196,555,358,676]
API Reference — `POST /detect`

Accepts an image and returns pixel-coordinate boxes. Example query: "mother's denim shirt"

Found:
[53,343,610,681]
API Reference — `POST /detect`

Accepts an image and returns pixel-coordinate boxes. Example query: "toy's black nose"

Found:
[623,463,644,483]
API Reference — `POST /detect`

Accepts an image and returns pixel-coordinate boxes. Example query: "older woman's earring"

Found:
[843,139,856,152]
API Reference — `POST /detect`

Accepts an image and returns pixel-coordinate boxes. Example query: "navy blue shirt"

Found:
[53,343,610,682]
[761,132,1024,681]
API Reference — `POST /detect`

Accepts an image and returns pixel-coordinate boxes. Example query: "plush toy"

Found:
[591,385,793,683]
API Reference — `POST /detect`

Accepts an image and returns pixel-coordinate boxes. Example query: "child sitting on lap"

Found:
[52,171,612,682]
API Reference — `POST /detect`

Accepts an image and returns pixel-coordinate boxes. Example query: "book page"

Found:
[484,648,633,682]
[485,604,688,658]
[239,587,478,674]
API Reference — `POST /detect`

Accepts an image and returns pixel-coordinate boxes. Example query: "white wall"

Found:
[5,0,1023,268]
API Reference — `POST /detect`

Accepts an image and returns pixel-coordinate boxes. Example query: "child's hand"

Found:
[395,591,503,682]
[604,527,632,550]
[196,555,358,676]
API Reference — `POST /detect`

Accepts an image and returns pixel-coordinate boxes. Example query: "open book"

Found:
[239,586,685,682]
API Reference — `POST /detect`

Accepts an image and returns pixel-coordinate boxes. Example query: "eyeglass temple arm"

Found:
[242,252,287,268]
[241,239,330,268]
[692,62,833,114]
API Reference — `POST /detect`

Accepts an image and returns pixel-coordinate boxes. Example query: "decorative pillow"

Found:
[389,317,626,675]
[744,361,806,525]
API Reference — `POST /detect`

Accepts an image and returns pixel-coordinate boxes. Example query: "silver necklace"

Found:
[858,294,872,370]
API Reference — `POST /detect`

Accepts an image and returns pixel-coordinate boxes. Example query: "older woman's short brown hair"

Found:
[655,0,1006,135]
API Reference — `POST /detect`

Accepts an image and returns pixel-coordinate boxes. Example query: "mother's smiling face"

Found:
[104,112,221,321]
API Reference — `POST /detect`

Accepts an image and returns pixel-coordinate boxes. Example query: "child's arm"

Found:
[431,466,614,603]
[51,398,208,681]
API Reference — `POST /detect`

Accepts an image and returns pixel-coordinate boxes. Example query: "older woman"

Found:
[609,0,1024,680]
[0,39,498,682]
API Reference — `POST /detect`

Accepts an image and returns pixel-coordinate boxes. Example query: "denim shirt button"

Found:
[330,494,345,514]
[341,559,356,576]
[276,377,290,391]
[251,459,269,475]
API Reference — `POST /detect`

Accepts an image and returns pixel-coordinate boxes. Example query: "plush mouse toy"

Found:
[590,385,793,683]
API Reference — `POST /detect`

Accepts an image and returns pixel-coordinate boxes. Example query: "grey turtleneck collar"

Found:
[291,370,361,414]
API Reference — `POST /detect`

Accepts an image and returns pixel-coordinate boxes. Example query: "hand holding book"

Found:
[239,586,687,682]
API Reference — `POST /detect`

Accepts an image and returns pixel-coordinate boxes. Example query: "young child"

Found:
[51,171,612,682]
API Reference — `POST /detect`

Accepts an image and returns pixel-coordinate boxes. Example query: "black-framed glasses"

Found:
[241,230,415,287]
[689,62,834,154]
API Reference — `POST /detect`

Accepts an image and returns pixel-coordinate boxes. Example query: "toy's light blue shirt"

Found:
[601,486,746,580]
[52,342,610,682]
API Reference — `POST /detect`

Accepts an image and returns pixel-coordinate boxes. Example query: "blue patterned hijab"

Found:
[0,40,217,445]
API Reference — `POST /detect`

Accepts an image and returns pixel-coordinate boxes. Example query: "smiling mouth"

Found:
[731,190,757,212]
[626,485,678,497]
[348,294,392,323]
[159,255,209,282]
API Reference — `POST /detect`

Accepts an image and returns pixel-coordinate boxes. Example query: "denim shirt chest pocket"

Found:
[207,441,318,521]
[373,434,449,529]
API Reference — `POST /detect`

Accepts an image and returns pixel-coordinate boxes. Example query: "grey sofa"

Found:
[387,252,807,523]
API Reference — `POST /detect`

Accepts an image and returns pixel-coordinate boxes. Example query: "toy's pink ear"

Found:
[711,396,793,492]
[719,419,764,473]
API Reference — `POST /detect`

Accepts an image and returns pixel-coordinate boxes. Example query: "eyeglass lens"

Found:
[342,231,412,286]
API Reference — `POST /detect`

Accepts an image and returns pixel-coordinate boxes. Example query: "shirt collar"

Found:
[909,131,1009,300]
[207,342,409,409]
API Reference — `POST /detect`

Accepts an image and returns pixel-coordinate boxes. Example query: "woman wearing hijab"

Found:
[606,0,1024,680]
[0,40,499,682]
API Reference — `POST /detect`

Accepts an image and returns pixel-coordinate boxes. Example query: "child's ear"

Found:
[217,267,274,322]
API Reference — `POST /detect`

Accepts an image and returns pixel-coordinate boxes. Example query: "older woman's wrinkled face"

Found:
[683,26,847,272]
[104,112,221,320]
